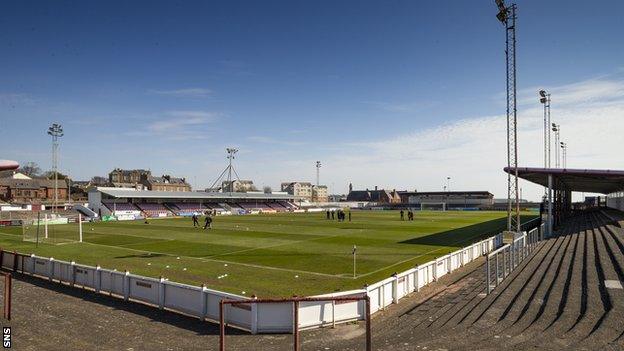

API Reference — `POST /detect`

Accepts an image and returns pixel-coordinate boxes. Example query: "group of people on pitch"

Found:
[191,213,213,229]
[400,209,415,221]
[326,209,351,222]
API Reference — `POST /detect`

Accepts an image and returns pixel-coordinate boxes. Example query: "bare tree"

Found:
[90,176,108,185]
[44,170,68,180]
[19,162,42,176]
[263,186,272,194]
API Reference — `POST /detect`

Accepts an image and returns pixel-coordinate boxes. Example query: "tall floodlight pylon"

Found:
[495,0,520,233]
[315,161,321,186]
[47,123,64,213]
[209,148,241,193]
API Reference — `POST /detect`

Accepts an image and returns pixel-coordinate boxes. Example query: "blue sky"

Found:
[1,0,624,200]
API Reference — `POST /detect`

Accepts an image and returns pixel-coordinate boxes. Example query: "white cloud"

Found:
[127,110,219,140]
[269,75,624,201]
[147,88,212,98]
[247,136,306,146]
[0,93,35,106]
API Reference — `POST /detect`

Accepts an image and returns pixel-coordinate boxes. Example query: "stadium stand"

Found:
[135,203,171,217]
[102,201,138,212]
[278,200,298,210]
[267,202,288,212]
[166,202,207,215]
[382,209,624,350]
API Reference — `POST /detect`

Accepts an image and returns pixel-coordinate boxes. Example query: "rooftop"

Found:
[91,187,295,200]
[504,167,624,194]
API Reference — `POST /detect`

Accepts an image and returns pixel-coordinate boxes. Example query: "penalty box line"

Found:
[80,241,350,279]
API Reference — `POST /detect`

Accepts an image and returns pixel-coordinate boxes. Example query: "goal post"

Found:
[22,212,83,245]
[420,202,447,211]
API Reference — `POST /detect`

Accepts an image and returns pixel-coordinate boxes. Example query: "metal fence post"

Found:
[293,300,300,351]
[3,273,11,320]
[495,253,499,286]
[365,295,372,351]
[486,254,491,294]
[219,300,225,351]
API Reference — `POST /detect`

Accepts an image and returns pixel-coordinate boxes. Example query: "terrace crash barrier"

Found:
[0,224,524,334]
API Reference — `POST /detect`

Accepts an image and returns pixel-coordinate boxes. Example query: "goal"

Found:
[22,213,84,245]
[420,202,447,211]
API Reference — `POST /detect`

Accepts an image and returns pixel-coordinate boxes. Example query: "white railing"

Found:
[0,222,523,334]
[485,223,545,294]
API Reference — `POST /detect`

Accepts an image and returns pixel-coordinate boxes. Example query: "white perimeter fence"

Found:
[0,222,543,334]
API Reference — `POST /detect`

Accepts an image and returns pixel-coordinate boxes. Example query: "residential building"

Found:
[141,174,191,192]
[0,172,69,203]
[108,168,149,184]
[281,181,313,201]
[221,180,256,192]
[311,185,328,203]
[346,186,402,203]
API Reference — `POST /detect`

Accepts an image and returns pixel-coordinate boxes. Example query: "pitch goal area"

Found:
[22,213,84,245]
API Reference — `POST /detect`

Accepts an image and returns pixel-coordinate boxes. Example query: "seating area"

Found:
[135,203,171,217]
[277,200,298,210]
[100,200,299,217]
[167,202,207,215]
[102,201,138,212]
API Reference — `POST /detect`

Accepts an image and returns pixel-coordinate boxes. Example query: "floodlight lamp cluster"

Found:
[539,89,549,104]
[495,0,509,23]
[47,123,64,137]
[226,148,238,160]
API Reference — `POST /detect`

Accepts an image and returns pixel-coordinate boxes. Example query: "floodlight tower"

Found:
[47,123,64,213]
[494,0,520,233]
[226,148,238,192]
[208,148,242,193]
[315,161,321,186]
[539,90,551,168]
[552,123,560,167]
[560,142,567,168]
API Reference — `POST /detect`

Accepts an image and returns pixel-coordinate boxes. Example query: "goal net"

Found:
[23,213,83,245]
[420,202,447,211]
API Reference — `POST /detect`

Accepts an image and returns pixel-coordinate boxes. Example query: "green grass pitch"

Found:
[0,210,535,296]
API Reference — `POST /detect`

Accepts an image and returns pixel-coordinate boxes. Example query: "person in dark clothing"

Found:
[331,211,335,220]
[192,214,199,227]
[400,210,404,221]
[203,215,212,230]
[348,211,352,222]
[326,210,330,220]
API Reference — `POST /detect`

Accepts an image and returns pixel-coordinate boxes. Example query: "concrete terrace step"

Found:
[388,210,624,350]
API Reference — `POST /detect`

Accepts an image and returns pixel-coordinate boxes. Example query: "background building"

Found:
[402,191,494,209]
[221,180,256,193]
[311,185,328,203]
[347,186,401,203]
[281,181,313,201]
[141,174,191,192]
[0,172,68,203]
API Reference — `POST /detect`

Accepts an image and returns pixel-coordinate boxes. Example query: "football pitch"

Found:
[0,210,535,296]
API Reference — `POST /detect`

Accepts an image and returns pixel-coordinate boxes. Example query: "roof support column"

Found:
[547,174,553,238]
